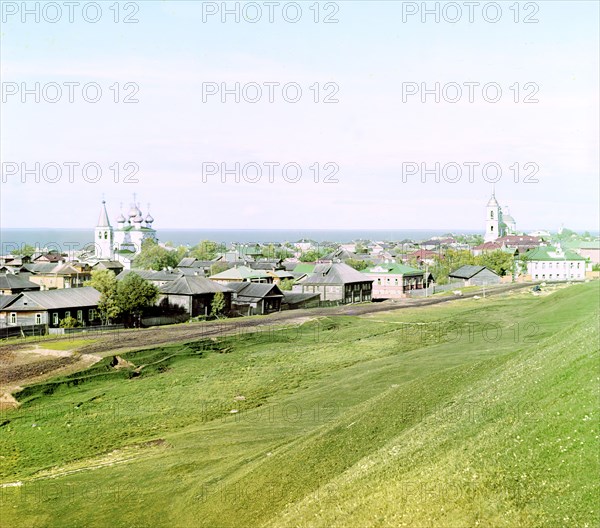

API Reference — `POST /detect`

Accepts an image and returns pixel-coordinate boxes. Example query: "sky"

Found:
[1,0,599,232]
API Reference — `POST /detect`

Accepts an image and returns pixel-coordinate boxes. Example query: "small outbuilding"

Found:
[448,265,501,287]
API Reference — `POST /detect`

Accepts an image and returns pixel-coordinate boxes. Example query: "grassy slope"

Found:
[0,282,597,527]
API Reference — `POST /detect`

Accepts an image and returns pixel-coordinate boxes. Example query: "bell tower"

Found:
[484,190,501,242]
[95,199,114,259]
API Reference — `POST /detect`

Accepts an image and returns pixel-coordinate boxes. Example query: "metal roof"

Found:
[159,276,231,295]
[301,263,373,285]
[117,269,183,282]
[449,265,491,279]
[209,266,270,280]
[0,274,40,290]
[2,287,101,311]
[228,282,283,301]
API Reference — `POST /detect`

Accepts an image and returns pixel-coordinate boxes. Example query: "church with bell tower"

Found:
[484,190,517,242]
[94,196,157,268]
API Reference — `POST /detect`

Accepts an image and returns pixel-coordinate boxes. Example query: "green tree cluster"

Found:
[86,270,159,326]
[133,239,186,271]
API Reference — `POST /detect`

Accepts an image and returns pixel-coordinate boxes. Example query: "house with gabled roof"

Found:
[448,265,501,286]
[158,276,232,317]
[116,269,183,288]
[362,263,433,299]
[228,282,283,315]
[293,262,373,303]
[0,274,41,295]
[209,265,273,284]
[26,262,92,290]
[0,287,101,328]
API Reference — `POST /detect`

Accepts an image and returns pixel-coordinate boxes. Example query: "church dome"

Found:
[145,213,154,224]
[128,205,138,218]
[117,213,126,223]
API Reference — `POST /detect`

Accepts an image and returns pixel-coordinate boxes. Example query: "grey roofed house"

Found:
[228,282,283,315]
[293,262,373,304]
[177,258,217,269]
[227,282,283,300]
[24,262,60,274]
[0,274,41,294]
[0,294,19,311]
[0,287,102,328]
[448,265,501,286]
[157,276,232,318]
[448,265,488,279]
[159,276,231,295]
[3,287,101,311]
[117,269,183,285]
[92,260,125,273]
[301,262,372,285]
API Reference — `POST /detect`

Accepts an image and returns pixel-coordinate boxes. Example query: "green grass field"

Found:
[1,282,598,527]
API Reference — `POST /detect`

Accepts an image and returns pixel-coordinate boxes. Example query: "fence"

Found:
[141,314,189,327]
[406,282,461,297]
[48,324,124,336]
[0,324,46,339]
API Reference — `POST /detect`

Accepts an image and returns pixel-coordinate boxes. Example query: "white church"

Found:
[95,198,157,269]
[484,191,517,242]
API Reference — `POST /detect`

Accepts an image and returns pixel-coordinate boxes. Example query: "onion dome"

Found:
[145,213,154,224]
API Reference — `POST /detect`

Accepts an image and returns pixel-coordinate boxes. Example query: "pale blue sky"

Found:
[1,0,598,231]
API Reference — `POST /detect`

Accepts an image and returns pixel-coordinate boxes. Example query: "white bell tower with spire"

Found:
[95,199,114,259]
[484,188,502,242]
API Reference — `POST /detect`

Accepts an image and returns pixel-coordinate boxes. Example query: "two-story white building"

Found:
[521,244,587,281]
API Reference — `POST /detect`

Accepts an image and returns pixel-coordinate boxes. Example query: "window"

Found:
[104,232,108,239]
[89,309,96,320]
[10,313,16,324]
[53,313,59,325]
[491,225,494,232]
[98,232,102,239]
[77,310,83,322]
[65,311,71,319]
[35,313,42,324]
[491,211,494,219]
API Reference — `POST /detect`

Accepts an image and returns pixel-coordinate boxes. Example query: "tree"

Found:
[354,242,368,254]
[86,269,121,325]
[299,250,320,262]
[59,316,81,328]
[279,278,295,291]
[209,262,230,276]
[116,273,159,326]
[133,239,183,271]
[189,240,219,261]
[211,291,226,318]
[346,258,373,271]
[11,244,36,257]
[478,250,515,277]
[299,247,332,262]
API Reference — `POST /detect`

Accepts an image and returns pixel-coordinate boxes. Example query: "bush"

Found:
[59,316,82,328]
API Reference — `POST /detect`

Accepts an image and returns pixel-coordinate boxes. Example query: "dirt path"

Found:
[0,282,534,392]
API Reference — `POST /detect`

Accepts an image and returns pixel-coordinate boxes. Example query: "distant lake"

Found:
[0,228,481,254]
